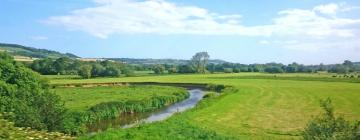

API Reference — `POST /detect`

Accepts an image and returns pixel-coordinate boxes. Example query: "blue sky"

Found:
[1,0,360,64]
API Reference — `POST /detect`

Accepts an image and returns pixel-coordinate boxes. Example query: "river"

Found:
[87,89,205,132]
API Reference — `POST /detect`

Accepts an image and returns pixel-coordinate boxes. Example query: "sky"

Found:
[1,0,360,64]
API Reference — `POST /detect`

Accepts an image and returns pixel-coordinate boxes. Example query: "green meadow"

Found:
[47,73,360,139]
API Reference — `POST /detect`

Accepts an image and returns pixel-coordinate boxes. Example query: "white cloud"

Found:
[44,0,360,51]
[313,3,340,15]
[258,40,270,45]
[45,0,254,38]
[30,36,48,41]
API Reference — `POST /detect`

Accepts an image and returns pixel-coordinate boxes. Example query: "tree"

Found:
[329,64,349,74]
[178,65,195,73]
[285,62,299,73]
[153,64,165,74]
[0,52,66,131]
[91,63,105,77]
[31,58,56,74]
[121,66,135,77]
[103,66,121,77]
[191,52,210,73]
[223,68,233,73]
[53,57,72,75]
[264,66,284,73]
[78,65,92,79]
[343,60,353,67]
[167,66,177,74]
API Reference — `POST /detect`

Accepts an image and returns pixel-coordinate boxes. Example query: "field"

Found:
[48,73,360,139]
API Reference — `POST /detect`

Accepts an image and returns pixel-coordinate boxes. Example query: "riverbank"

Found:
[53,85,189,135]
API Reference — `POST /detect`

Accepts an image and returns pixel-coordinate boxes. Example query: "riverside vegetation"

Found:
[54,86,189,134]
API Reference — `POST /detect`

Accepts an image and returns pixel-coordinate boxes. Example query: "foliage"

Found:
[152,64,166,74]
[0,52,66,131]
[191,52,210,73]
[108,58,227,65]
[31,57,129,78]
[78,65,92,79]
[167,66,177,74]
[303,98,360,140]
[264,66,284,73]
[177,64,196,73]
[0,113,74,140]
[223,68,233,73]
[205,60,360,74]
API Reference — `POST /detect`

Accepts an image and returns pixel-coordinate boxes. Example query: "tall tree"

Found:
[78,65,92,79]
[191,52,210,73]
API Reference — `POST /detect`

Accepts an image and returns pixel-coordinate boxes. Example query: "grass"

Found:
[49,73,360,139]
[54,86,188,112]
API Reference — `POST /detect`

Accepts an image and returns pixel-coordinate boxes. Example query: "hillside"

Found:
[0,43,79,60]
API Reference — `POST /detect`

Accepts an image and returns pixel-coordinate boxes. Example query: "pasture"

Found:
[49,73,360,139]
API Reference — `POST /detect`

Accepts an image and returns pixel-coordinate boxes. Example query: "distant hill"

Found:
[108,58,228,65]
[0,43,230,64]
[0,43,79,60]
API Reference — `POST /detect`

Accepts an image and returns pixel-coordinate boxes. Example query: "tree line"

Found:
[206,60,360,74]
[26,52,360,79]
[29,57,135,78]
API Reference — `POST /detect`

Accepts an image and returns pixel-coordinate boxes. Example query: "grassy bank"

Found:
[53,86,189,135]
[49,73,360,139]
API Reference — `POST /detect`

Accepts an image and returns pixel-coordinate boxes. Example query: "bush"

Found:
[0,113,74,140]
[203,92,217,98]
[302,98,360,140]
[0,52,66,131]
[206,84,226,92]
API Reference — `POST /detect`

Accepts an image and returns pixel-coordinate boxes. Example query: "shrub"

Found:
[203,92,217,98]
[206,84,226,92]
[0,52,66,131]
[302,98,360,140]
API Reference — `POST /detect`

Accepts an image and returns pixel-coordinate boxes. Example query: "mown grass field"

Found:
[48,73,360,139]
[53,86,188,112]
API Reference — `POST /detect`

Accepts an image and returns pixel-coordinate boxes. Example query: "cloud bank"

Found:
[45,0,360,51]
